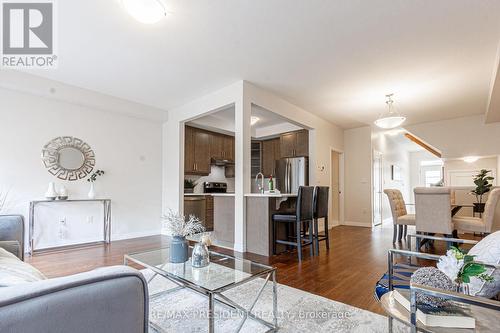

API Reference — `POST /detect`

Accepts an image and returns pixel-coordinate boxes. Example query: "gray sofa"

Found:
[0,215,25,260]
[0,215,149,333]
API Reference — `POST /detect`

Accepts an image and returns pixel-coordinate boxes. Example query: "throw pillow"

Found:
[468,231,500,298]
[0,248,46,287]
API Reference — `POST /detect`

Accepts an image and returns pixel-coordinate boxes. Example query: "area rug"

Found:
[142,269,408,332]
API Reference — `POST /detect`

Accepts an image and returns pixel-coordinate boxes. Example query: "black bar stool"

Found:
[272,186,315,261]
[313,186,330,255]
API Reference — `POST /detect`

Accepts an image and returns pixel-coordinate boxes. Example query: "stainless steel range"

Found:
[203,182,227,193]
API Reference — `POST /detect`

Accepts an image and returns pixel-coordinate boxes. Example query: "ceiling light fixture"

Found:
[251,116,260,126]
[374,94,406,129]
[463,156,479,163]
[122,0,166,24]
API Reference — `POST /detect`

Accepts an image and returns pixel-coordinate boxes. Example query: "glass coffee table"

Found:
[124,247,278,333]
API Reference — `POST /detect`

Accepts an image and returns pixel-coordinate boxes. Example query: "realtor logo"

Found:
[1,0,57,68]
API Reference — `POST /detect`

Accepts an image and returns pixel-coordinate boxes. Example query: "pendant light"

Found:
[374,94,406,129]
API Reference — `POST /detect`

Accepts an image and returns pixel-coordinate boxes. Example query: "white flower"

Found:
[161,210,205,237]
[437,250,464,282]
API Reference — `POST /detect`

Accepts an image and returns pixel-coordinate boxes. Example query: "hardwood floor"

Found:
[26,223,451,315]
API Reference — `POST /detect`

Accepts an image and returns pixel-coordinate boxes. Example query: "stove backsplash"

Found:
[186,165,235,194]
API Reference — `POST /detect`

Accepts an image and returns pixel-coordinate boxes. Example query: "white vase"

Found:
[45,182,58,200]
[88,182,96,199]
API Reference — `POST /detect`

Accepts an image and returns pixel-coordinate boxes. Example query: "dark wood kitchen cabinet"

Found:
[279,129,308,158]
[185,126,210,175]
[262,138,280,177]
[223,135,235,160]
[205,195,214,231]
[209,133,234,160]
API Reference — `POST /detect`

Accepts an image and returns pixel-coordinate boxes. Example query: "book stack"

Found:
[393,290,475,329]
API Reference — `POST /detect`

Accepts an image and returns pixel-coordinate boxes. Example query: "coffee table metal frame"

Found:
[124,248,278,333]
[384,235,500,333]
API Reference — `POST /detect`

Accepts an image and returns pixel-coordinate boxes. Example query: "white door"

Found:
[331,151,341,223]
[373,151,383,226]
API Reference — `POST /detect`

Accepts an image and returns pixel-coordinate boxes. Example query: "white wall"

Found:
[444,157,498,185]
[0,87,164,246]
[405,115,500,159]
[372,131,411,222]
[343,126,372,226]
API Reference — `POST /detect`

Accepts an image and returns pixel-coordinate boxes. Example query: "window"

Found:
[424,170,441,187]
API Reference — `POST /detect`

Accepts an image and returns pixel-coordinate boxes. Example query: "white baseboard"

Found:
[112,230,161,241]
[341,221,372,228]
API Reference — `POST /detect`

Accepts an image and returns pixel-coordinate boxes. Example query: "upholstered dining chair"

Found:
[453,188,500,234]
[414,187,455,249]
[384,189,415,243]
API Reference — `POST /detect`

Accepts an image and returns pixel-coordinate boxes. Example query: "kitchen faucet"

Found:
[255,172,265,193]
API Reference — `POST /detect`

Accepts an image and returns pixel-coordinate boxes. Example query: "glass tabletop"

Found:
[125,247,274,293]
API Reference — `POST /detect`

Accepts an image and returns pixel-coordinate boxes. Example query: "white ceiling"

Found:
[27,0,500,128]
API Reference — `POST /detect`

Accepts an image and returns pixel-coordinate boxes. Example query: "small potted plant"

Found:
[162,210,205,263]
[470,169,494,213]
[184,179,197,193]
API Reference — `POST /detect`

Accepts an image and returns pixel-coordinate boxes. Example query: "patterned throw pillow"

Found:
[0,248,46,287]
[468,231,500,298]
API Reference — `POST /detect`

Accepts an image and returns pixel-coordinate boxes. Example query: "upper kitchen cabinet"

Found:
[279,129,309,158]
[262,138,280,176]
[223,135,235,161]
[210,133,234,161]
[209,134,224,159]
[185,126,211,175]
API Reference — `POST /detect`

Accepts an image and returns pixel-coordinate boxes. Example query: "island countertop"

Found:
[244,193,297,198]
[184,193,235,197]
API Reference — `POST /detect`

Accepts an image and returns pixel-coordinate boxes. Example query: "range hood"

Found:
[210,158,235,166]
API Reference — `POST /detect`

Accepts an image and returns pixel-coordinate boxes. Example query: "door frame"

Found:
[329,147,345,226]
[372,150,383,227]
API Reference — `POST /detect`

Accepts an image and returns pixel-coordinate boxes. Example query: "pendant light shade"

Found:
[374,94,406,129]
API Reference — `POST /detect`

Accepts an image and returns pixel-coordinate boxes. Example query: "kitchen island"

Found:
[245,193,297,256]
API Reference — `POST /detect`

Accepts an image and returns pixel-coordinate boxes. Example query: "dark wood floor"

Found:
[26,223,451,315]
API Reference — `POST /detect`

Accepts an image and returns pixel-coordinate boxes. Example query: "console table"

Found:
[29,199,111,254]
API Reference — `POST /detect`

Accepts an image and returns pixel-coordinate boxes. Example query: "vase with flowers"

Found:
[437,246,493,294]
[162,210,205,263]
[87,170,105,199]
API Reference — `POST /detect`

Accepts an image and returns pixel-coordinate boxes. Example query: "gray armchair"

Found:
[0,215,25,260]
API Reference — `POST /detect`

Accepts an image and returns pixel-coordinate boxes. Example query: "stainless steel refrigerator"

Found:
[276,157,309,194]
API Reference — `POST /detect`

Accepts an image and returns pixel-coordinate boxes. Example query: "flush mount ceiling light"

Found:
[374,94,406,129]
[251,116,260,126]
[463,156,479,163]
[122,0,166,24]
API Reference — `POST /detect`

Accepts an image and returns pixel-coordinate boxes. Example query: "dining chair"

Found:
[384,189,415,243]
[414,187,455,248]
[453,188,500,234]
